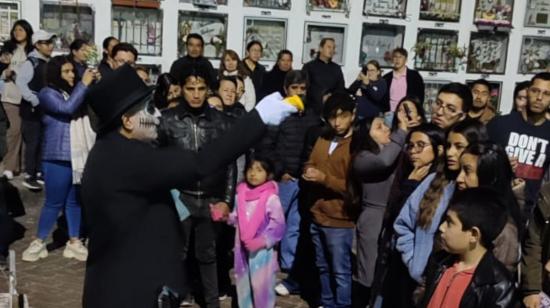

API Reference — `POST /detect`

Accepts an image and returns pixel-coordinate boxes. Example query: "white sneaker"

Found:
[275,283,290,296]
[2,170,13,180]
[22,239,48,262]
[63,240,88,261]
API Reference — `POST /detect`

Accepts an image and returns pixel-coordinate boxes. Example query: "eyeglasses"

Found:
[406,141,432,153]
[431,100,461,116]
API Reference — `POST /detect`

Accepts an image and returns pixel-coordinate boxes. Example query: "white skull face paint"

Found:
[128,98,161,142]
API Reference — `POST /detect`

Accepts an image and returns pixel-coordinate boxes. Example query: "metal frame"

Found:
[363,0,408,19]
[524,0,550,28]
[306,0,350,17]
[359,23,405,68]
[243,17,287,62]
[242,0,291,10]
[518,36,550,74]
[112,5,163,56]
[466,31,509,75]
[0,1,20,44]
[40,1,95,51]
[419,0,461,22]
[178,11,228,59]
[414,28,459,72]
[302,21,347,65]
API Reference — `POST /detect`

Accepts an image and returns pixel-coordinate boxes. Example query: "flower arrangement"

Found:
[474,2,513,30]
[413,41,466,72]
[85,44,100,68]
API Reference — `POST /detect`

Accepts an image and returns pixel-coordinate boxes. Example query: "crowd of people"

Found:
[0,18,550,308]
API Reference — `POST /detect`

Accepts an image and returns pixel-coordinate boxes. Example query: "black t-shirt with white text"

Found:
[487,112,550,205]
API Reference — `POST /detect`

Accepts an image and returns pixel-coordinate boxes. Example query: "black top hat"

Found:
[87,64,155,133]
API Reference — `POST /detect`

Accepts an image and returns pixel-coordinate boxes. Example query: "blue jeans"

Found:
[278,180,300,270]
[37,161,81,240]
[310,223,353,308]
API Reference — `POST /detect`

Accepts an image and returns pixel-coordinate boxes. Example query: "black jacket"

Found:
[169,55,218,89]
[244,60,266,103]
[158,102,236,206]
[421,251,515,308]
[302,57,345,115]
[255,111,322,179]
[223,103,247,121]
[82,111,266,308]
[382,68,425,112]
[259,65,288,100]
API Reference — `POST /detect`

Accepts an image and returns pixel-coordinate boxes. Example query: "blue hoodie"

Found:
[393,172,456,283]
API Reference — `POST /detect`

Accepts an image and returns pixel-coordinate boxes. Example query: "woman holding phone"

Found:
[348,60,388,119]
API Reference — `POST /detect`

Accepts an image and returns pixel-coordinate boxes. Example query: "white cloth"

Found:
[255,92,297,126]
[70,115,96,184]
[1,44,26,104]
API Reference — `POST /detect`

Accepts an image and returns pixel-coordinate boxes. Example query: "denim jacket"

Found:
[38,82,88,161]
[393,173,456,283]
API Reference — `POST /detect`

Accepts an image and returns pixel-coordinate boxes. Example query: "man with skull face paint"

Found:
[81,64,298,308]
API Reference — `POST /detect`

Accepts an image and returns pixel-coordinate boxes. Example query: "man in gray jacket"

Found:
[15,30,54,191]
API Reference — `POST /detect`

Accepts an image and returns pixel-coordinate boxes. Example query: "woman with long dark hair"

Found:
[391,96,426,132]
[511,81,530,117]
[372,123,445,307]
[97,36,119,76]
[68,39,89,79]
[456,142,521,272]
[348,60,388,119]
[21,55,98,262]
[392,119,487,306]
[350,111,410,305]
[153,73,181,110]
[1,19,34,179]
[259,49,293,100]
[243,40,265,102]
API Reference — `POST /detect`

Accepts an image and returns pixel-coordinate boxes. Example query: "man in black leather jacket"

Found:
[158,66,235,308]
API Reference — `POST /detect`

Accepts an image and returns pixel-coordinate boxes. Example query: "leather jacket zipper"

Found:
[193,122,201,192]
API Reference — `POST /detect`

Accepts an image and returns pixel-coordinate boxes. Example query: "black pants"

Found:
[180,194,220,308]
[21,119,41,176]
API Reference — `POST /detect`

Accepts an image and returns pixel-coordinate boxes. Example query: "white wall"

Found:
[16,0,550,113]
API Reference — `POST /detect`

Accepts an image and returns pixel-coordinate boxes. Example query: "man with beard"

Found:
[488,72,550,217]
[303,91,356,308]
[81,64,299,308]
[467,79,496,124]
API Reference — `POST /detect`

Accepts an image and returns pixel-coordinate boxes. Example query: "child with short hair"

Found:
[223,157,286,308]
[421,187,515,308]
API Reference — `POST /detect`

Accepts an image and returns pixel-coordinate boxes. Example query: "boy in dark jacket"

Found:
[421,187,515,308]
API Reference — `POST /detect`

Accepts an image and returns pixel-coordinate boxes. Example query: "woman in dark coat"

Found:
[81,64,297,308]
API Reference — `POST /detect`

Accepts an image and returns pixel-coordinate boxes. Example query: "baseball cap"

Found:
[32,30,56,45]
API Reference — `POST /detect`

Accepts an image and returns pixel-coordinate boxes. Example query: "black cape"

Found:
[81,111,266,308]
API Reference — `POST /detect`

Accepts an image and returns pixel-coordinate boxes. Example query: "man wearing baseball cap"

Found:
[15,29,55,191]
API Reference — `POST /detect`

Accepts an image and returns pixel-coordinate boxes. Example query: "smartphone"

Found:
[403,103,413,121]
[361,65,368,74]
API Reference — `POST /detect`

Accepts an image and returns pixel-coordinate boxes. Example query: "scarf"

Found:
[236,180,278,243]
[70,105,96,184]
